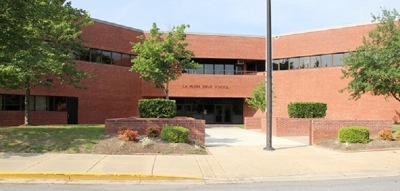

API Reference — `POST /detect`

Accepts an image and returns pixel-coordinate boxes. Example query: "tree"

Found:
[342,8,400,102]
[131,23,198,99]
[0,0,93,125]
[245,82,266,112]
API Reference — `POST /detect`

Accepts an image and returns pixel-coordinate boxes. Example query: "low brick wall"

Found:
[105,117,206,146]
[311,119,393,144]
[0,111,67,126]
[274,118,312,136]
[244,117,262,129]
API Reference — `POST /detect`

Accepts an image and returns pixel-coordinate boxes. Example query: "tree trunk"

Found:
[24,78,31,126]
[165,82,169,100]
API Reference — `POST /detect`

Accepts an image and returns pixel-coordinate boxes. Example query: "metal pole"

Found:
[264,0,274,151]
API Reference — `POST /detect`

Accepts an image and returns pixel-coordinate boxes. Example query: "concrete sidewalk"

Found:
[1,145,400,184]
[1,126,400,184]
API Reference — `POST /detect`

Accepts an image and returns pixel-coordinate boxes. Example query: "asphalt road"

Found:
[1,176,399,191]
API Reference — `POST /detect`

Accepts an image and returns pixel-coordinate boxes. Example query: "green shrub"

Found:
[161,125,190,143]
[139,99,176,118]
[338,126,370,143]
[288,102,327,118]
[145,126,161,138]
[378,128,393,141]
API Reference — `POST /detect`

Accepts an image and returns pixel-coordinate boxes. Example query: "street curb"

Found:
[0,172,203,181]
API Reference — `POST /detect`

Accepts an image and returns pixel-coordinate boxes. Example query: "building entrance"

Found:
[173,98,243,124]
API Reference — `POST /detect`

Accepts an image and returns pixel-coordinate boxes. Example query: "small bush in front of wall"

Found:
[141,137,155,148]
[139,99,176,118]
[145,126,161,138]
[161,125,190,143]
[378,128,393,141]
[287,102,327,118]
[118,127,138,142]
[397,132,400,141]
[338,126,370,143]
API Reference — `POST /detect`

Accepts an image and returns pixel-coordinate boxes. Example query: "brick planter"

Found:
[311,119,392,144]
[105,117,206,146]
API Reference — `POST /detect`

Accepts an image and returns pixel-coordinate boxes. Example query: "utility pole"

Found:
[264,0,274,151]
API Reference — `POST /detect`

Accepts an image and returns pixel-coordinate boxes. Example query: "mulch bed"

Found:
[315,137,400,152]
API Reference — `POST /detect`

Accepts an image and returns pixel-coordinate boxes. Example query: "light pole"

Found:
[264,0,274,151]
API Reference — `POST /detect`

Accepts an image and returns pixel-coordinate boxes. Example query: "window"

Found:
[35,96,48,111]
[112,52,122,65]
[225,64,234,75]
[1,94,68,112]
[121,54,131,66]
[321,54,332,67]
[215,64,224,74]
[280,59,289,70]
[333,53,344,66]
[90,49,102,63]
[3,95,23,111]
[299,57,310,69]
[204,64,214,74]
[102,51,112,64]
[0,95,3,110]
[273,60,280,70]
[310,56,321,68]
[289,58,299,70]
[235,65,243,74]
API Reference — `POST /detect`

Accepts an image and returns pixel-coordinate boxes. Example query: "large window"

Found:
[0,94,67,112]
[321,54,332,67]
[188,59,243,75]
[333,53,344,66]
[75,47,134,67]
[273,52,348,71]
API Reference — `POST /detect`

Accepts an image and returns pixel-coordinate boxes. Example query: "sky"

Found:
[68,0,400,36]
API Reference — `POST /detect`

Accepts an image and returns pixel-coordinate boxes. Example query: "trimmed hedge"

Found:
[139,99,176,118]
[288,102,327,118]
[161,125,190,143]
[338,126,370,143]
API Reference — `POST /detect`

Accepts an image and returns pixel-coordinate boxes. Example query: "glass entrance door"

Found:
[215,104,232,123]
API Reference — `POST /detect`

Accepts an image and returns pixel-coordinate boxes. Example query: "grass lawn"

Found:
[393,124,400,132]
[0,124,105,153]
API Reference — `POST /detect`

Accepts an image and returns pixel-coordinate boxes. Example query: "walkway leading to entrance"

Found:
[205,125,308,147]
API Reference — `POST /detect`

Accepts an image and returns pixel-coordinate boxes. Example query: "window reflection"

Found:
[333,53,344,66]
[321,55,332,67]
[289,58,299,70]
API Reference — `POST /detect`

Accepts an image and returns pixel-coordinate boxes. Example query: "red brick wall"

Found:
[273,24,377,58]
[142,74,265,98]
[81,20,144,55]
[273,118,312,136]
[105,117,205,146]
[0,111,67,126]
[0,62,142,125]
[244,117,262,129]
[311,119,393,144]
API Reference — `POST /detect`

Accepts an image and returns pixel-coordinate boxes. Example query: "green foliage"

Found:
[161,125,190,143]
[118,128,138,142]
[338,126,370,143]
[341,8,400,102]
[131,23,198,99]
[378,128,394,141]
[245,81,266,112]
[138,99,176,118]
[0,0,93,125]
[145,126,161,138]
[396,132,400,141]
[287,102,327,118]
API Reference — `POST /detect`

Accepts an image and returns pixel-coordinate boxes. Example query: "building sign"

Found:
[182,84,229,89]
